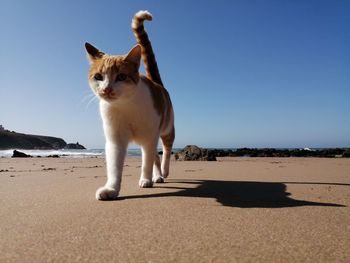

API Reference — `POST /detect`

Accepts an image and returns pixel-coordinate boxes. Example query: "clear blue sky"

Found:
[1,0,349,148]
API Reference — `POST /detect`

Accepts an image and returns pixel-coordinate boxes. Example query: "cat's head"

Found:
[85,43,141,103]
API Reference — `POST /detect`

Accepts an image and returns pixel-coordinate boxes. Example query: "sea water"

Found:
[0,148,126,158]
[0,148,181,158]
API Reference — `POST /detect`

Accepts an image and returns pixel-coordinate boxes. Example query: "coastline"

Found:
[1,146,349,158]
[1,156,349,262]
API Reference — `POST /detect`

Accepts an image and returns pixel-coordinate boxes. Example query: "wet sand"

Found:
[0,157,349,262]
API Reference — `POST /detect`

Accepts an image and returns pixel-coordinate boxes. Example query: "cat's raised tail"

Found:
[132,10,163,87]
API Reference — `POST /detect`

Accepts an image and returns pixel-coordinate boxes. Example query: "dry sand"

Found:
[0,157,349,262]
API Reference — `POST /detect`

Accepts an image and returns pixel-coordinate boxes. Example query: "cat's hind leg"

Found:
[152,152,164,183]
[161,127,175,178]
[139,139,157,188]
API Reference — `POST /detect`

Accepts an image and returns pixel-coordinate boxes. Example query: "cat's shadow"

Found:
[119,179,348,208]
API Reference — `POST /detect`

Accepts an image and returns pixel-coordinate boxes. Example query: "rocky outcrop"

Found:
[175,145,217,161]
[175,146,350,160]
[0,130,66,150]
[343,149,350,158]
[228,148,350,158]
[64,142,86,150]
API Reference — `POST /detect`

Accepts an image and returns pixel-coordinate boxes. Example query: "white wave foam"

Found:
[0,149,104,158]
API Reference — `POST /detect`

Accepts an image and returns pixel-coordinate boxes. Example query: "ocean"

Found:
[0,148,182,158]
[1,149,122,158]
[0,147,327,158]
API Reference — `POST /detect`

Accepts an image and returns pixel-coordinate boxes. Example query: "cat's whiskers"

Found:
[78,93,98,109]
[85,95,98,109]
[79,92,94,104]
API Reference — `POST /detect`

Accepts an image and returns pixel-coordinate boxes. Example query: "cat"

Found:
[85,10,175,200]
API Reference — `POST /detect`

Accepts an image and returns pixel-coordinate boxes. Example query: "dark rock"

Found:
[47,155,60,158]
[228,148,350,158]
[64,142,86,150]
[175,147,350,159]
[12,150,32,158]
[210,149,235,157]
[343,149,350,158]
[175,145,217,161]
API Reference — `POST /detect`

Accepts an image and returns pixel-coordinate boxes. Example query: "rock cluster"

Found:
[174,146,350,161]
[174,145,217,161]
[64,142,86,150]
[227,148,350,158]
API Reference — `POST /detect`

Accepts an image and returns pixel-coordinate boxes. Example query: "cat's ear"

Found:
[85,42,104,62]
[124,45,141,67]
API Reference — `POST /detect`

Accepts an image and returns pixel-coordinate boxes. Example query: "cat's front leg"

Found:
[96,141,127,200]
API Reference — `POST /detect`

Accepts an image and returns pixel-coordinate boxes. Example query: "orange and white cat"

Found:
[85,11,175,200]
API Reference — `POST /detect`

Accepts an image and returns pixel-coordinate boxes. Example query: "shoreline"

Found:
[1,146,349,158]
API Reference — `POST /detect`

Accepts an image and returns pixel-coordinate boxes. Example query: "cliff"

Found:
[0,130,67,150]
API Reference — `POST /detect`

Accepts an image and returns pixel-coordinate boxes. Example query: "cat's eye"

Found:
[116,74,127,82]
[94,73,103,81]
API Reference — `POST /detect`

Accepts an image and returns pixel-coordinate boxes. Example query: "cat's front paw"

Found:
[139,178,153,188]
[152,176,165,183]
[95,186,119,200]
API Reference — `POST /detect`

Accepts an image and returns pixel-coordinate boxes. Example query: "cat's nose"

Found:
[101,87,112,95]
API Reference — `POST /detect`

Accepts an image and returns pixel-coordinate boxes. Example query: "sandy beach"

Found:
[0,157,349,262]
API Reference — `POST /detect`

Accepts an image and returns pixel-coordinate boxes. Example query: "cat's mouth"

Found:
[99,94,116,101]
[98,91,117,101]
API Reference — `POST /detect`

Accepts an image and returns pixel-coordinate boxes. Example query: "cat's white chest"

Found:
[100,80,160,144]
